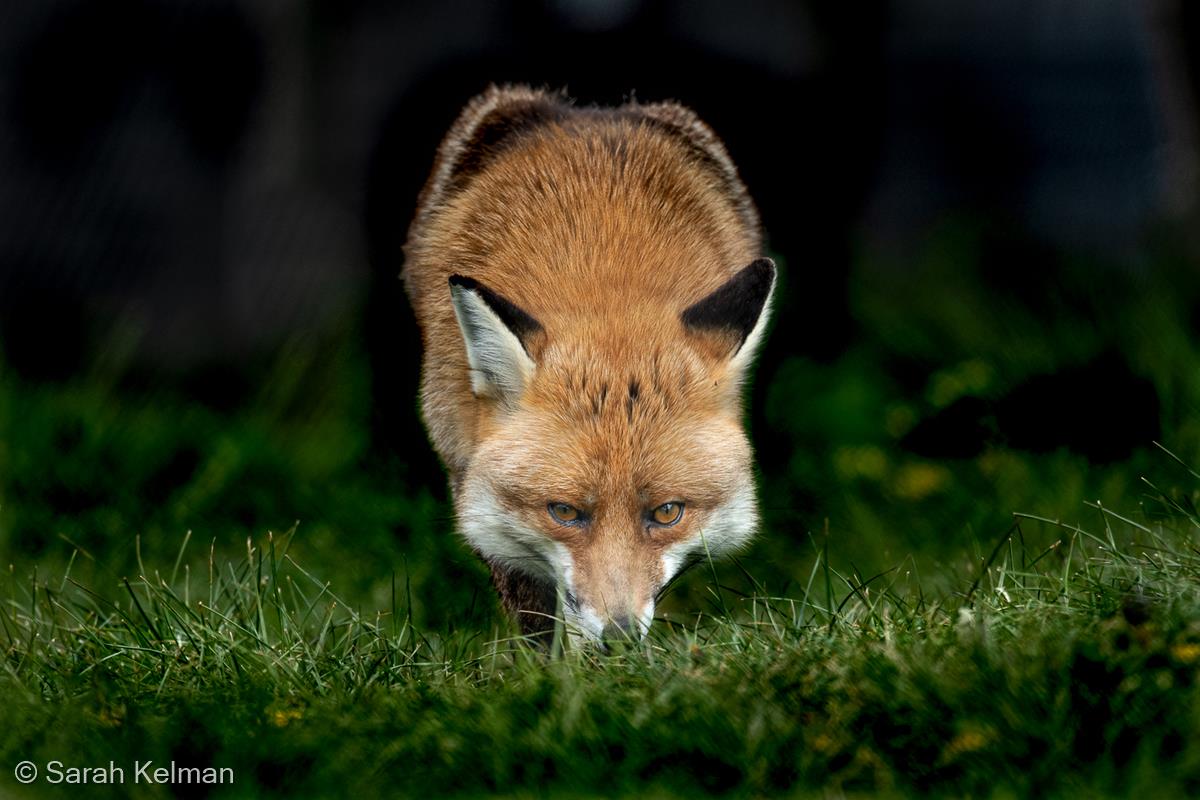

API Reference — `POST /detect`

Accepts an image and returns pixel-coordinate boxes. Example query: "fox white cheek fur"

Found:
[456,484,560,582]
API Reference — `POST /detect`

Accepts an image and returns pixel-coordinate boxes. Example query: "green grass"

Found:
[3,231,1200,797]
[3,463,1200,798]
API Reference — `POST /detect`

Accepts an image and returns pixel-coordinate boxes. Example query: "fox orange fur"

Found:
[402,85,775,643]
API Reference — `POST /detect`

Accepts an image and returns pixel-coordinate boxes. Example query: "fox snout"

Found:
[563,591,655,645]
[553,531,667,644]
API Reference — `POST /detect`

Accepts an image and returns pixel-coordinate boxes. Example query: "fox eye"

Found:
[548,503,583,525]
[650,502,685,526]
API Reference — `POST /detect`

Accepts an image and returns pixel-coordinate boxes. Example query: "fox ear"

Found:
[448,275,541,404]
[682,258,776,374]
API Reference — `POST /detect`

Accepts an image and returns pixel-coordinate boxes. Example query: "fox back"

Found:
[402,86,775,643]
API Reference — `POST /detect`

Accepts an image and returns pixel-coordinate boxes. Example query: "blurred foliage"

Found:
[745,223,1200,603]
[0,321,489,630]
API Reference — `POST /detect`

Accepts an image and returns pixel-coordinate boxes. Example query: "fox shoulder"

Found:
[413,85,759,237]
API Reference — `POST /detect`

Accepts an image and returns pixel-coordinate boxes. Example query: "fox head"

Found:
[447,259,775,643]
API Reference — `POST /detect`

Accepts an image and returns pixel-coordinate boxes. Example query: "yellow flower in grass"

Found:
[1171,643,1200,665]
[940,725,995,764]
[95,706,125,728]
[270,707,304,727]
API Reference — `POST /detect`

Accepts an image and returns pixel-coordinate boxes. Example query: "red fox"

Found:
[402,85,774,644]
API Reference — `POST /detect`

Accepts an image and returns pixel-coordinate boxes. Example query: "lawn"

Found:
[2,230,1200,798]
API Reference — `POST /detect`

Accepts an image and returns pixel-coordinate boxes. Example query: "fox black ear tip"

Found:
[448,274,478,290]
[736,258,775,291]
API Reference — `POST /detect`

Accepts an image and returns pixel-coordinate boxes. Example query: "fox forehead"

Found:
[536,337,718,415]
[475,345,750,507]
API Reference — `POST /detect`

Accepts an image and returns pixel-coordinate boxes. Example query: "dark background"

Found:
[2,0,1199,617]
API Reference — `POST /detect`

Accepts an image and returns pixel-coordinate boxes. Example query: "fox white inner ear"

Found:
[681,257,777,375]
[448,275,540,404]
